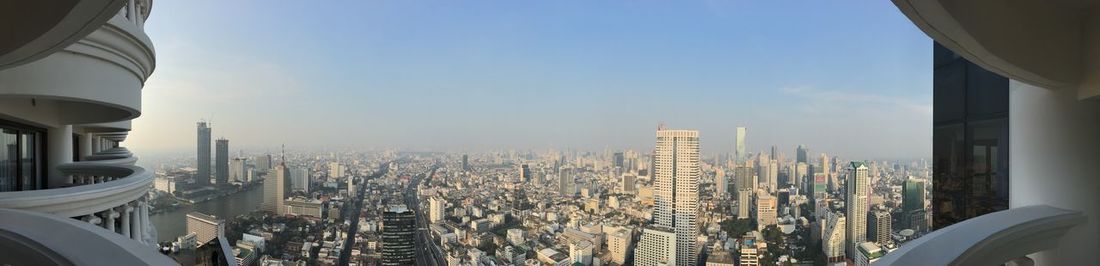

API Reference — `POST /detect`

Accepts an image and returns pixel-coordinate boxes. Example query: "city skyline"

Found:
[127,0,932,159]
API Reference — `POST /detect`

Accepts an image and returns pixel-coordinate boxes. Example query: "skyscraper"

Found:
[518,164,531,183]
[196,121,211,186]
[735,127,747,163]
[559,168,573,196]
[263,162,289,214]
[649,129,699,266]
[846,162,870,258]
[821,153,832,192]
[767,159,778,192]
[715,167,727,197]
[253,154,272,172]
[903,178,927,232]
[214,138,228,186]
[429,197,445,223]
[796,145,808,164]
[734,166,756,219]
[290,167,309,192]
[382,204,416,265]
[229,158,247,183]
[823,212,847,262]
[462,154,469,171]
[869,210,892,246]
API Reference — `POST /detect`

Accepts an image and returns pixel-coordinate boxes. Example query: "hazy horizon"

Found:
[128,1,932,160]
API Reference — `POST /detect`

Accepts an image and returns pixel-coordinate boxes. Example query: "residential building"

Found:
[822,212,846,262]
[869,210,892,246]
[262,163,288,214]
[214,138,228,185]
[846,162,870,258]
[569,240,594,265]
[650,129,700,266]
[429,196,445,223]
[756,195,777,230]
[607,227,633,265]
[739,232,760,266]
[196,122,211,186]
[633,226,677,266]
[855,242,884,266]
[230,158,248,183]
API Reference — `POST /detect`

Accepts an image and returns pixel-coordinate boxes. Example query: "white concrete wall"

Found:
[1009,80,1100,264]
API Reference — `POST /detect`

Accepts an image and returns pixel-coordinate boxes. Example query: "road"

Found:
[405,165,445,266]
[337,162,390,266]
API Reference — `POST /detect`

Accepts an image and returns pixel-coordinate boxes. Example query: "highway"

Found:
[337,162,389,266]
[405,165,446,266]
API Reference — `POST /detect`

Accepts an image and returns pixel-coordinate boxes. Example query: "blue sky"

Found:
[130,1,932,160]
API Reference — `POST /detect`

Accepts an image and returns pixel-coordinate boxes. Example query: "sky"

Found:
[129,1,933,160]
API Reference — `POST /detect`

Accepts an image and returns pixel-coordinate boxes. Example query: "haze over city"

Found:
[128,1,932,159]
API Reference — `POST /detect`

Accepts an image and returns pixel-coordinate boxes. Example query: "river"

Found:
[150,182,265,242]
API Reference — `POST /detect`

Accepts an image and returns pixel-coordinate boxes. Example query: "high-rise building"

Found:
[903,178,927,232]
[770,145,778,160]
[650,129,699,266]
[186,212,224,246]
[196,122,211,186]
[327,162,345,180]
[559,169,573,196]
[429,197,445,223]
[738,233,761,266]
[607,227,633,265]
[214,138,229,186]
[767,159,778,192]
[715,167,728,197]
[462,154,470,171]
[253,154,272,172]
[518,164,531,183]
[869,210,892,246]
[796,145,808,164]
[822,212,846,262]
[735,127,747,163]
[846,162,870,258]
[735,166,756,219]
[855,242,884,266]
[382,204,416,265]
[230,158,248,183]
[290,167,309,192]
[569,240,594,265]
[613,152,625,169]
[262,163,289,214]
[756,195,777,230]
[634,226,677,266]
[795,162,808,190]
[621,174,636,193]
[821,153,833,192]
[812,173,827,200]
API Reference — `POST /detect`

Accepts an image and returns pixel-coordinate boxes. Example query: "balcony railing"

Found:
[876,205,1085,265]
[0,148,157,245]
[0,208,175,265]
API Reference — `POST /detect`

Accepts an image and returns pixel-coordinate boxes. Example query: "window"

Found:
[0,119,44,191]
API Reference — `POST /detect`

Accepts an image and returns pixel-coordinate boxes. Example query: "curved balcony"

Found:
[0,0,129,70]
[0,0,155,125]
[0,208,176,265]
[876,205,1085,265]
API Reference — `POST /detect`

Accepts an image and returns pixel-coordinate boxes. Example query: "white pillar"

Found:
[46,125,73,188]
[103,209,118,233]
[78,133,93,161]
[137,199,149,243]
[121,205,133,239]
[1009,81,1100,264]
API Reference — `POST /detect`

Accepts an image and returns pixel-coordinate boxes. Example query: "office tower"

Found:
[214,138,228,185]
[735,127,747,163]
[186,212,224,246]
[559,168,573,196]
[795,162,808,190]
[812,173,827,200]
[518,164,531,183]
[823,212,847,262]
[347,176,355,196]
[796,145,808,164]
[613,152,625,168]
[846,162,870,258]
[327,162,345,180]
[869,210,892,245]
[634,226,677,266]
[429,197,445,223]
[767,159,778,192]
[262,163,289,214]
[462,154,470,171]
[716,167,727,197]
[608,227,633,265]
[253,154,272,172]
[621,174,636,193]
[756,194,777,230]
[903,178,927,231]
[230,158,247,183]
[770,145,778,160]
[196,122,211,186]
[734,166,756,193]
[650,129,699,266]
[382,204,416,265]
[290,167,309,192]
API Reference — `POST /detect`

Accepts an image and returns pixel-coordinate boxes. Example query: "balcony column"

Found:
[46,125,73,188]
[78,133,94,161]
[81,214,101,226]
[136,199,148,243]
[102,209,119,233]
[120,205,133,239]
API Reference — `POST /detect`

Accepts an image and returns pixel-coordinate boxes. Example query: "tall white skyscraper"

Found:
[767,159,778,192]
[846,162,870,258]
[735,127,747,163]
[715,167,727,197]
[649,129,700,266]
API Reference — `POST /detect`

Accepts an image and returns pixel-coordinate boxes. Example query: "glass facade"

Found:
[0,119,43,192]
[932,43,1011,230]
